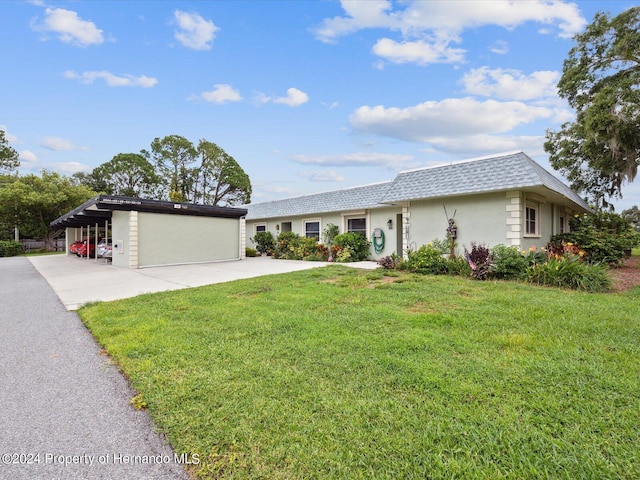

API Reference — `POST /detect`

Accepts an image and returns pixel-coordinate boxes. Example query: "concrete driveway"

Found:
[29,254,378,310]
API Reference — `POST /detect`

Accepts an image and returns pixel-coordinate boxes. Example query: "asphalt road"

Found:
[0,257,189,480]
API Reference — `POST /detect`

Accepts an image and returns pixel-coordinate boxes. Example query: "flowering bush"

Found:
[401,244,449,275]
[333,232,371,261]
[552,212,640,265]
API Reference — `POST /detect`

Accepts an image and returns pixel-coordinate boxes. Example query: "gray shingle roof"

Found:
[244,151,589,220]
[244,181,394,220]
[379,151,590,209]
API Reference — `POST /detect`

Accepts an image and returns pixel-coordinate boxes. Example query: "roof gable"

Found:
[379,151,589,209]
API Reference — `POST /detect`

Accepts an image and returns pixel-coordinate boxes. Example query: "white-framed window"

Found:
[304,219,320,240]
[346,217,367,237]
[255,223,267,233]
[559,214,566,234]
[525,201,540,236]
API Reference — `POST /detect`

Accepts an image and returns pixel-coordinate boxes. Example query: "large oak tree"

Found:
[544,7,640,209]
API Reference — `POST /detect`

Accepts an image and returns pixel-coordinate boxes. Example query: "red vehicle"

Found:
[69,240,83,254]
[77,238,99,258]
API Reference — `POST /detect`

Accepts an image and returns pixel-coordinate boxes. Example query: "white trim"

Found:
[303,218,321,239]
[343,214,368,237]
[524,200,540,237]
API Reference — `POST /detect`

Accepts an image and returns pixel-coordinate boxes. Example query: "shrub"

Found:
[294,237,319,260]
[245,247,257,257]
[252,231,275,255]
[553,211,640,265]
[445,256,472,276]
[0,240,22,257]
[335,246,354,263]
[378,254,399,270]
[333,232,371,261]
[491,244,527,279]
[464,242,492,280]
[523,255,611,292]
[401,244,449,275]
[274,232,301,259]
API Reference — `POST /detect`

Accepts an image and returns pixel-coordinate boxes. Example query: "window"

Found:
[281,222,292,233]
[559,214,566,234]
[255,224,266,233]
[525,202,539,236]
[347,217,367,237]
[304,220,320,240]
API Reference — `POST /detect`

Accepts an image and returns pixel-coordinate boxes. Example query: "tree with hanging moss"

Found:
[544,7,640,209]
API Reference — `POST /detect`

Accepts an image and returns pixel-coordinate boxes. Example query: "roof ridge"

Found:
[397,150,525,174]
[246,180,393,206]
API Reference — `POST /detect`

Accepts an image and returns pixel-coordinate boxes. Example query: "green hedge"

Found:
[0,240,22,257]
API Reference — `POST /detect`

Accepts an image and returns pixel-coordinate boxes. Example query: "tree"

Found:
[91,153,160,198]
[0,129,20,173]
[544,7,640,209]
[70,170,109,193]
[145,135,197,202]
[194,140,251,206]
[0,171,96,249]
[621,205,640,232]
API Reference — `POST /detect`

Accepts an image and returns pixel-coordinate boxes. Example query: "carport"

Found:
[50,195,248,268]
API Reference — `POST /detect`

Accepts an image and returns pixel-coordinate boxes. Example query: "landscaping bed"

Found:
[610,255,640,292]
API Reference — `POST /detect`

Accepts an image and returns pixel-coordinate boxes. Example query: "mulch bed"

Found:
[609,256,640,292]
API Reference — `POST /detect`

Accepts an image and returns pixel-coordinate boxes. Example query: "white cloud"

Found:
[490,40,509,55]
[313,0,586,65]
[293,152,414,168]
[257,88,309,107]
[372,37,465,65]
[274,88,309,107]
[41,136,88,151]
[299,170,345,182]
[174,10,218,50]
[64,70,158,88]
[33,8,104,47]
[323,101,340,109]
[312,0,398,43]
[19,150,38,163]
[48,161,89,174]
[426,134,547,157]
[193,84,242,103]
[1,125,17,143]
[461,67,560,100]
[350,97,553,142]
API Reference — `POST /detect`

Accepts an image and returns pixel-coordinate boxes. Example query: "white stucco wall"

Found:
[406,193,508,254]
[111,210,132,268]
[136,212,240,267]
[246,206,401,260]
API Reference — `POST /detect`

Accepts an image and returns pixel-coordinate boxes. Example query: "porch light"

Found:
[387,219,393,230]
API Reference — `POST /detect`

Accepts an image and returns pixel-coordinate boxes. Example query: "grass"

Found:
[79,266,640,479]
[22,250,65,256]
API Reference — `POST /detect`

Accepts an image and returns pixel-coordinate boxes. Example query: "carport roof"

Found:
[50,195,248,230]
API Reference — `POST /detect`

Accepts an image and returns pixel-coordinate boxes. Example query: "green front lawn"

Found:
[79,266,640,479]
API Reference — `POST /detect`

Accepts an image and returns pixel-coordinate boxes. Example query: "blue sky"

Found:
[1,0,638,211]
